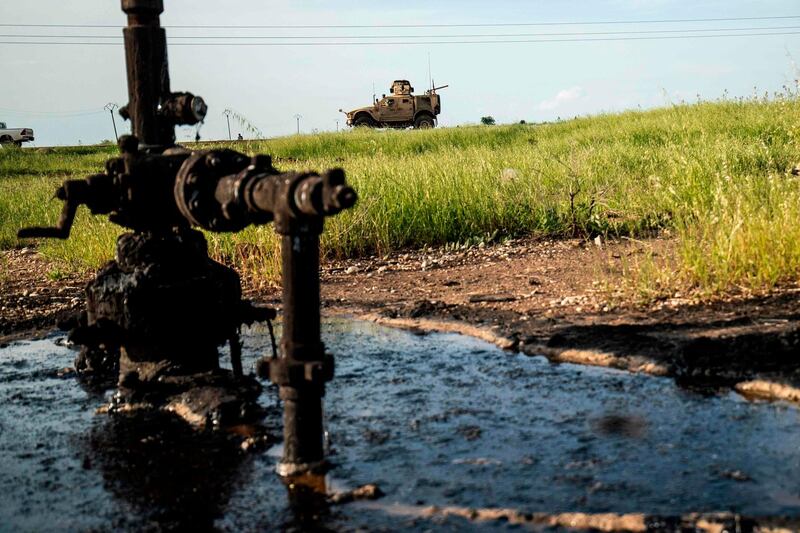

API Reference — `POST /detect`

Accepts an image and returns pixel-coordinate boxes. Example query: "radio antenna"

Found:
[428,52,433,91]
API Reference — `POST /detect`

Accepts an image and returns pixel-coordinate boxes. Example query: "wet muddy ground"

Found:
[3,320,800,530]
[6,239,800,402]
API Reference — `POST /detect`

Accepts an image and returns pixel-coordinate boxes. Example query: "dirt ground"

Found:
[0,247,87,341]
[3,237,800,402]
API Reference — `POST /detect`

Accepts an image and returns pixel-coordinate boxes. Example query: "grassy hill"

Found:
[1,93,798,294]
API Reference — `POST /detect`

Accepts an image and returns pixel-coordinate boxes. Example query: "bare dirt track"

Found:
[3,238,800,401]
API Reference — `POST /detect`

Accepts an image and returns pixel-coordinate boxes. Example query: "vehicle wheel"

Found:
[353,115,375,128]
[14,141,22,148]
[0,135,12,145]
[414,115,435,129]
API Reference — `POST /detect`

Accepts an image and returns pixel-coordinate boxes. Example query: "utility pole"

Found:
[294,114,302,135]
[104,102,119,142]
[223,109,232,140]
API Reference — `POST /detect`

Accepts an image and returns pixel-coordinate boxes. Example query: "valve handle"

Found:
[17,181,88,240]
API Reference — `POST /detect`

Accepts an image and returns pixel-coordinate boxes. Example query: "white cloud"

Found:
[538,86,584,110]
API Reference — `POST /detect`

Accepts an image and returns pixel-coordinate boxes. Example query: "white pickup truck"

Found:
[0,122,35,146]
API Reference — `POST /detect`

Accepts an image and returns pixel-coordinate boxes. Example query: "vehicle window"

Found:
[402,99,409,103]
[387,99,395,106]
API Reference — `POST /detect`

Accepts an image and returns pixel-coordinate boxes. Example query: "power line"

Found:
[0,15,799,29]
[0,106,105,117]
[1,31,798,46]
[3,25,800,39]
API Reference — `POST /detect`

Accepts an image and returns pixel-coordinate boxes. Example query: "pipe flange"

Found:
[261,354,334,387]
[174,149,251,231]
[276,458,330,478]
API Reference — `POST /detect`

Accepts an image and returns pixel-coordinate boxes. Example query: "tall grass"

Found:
[1,93,798,294]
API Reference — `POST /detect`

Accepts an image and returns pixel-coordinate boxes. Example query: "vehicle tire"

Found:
[353,115,375,128]
[414,115,435,129]
[0,135,12,145]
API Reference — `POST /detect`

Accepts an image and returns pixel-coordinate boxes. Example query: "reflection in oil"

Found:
[5,321,800,530]
[85,412,248,530]
[591,413,648,438]
[85,411,350,531]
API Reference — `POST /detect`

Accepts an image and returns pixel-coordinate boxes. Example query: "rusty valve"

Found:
[174,149,356,233]
[119,92,207,126]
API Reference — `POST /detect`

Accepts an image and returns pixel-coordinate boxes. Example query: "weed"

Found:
[47,269,66,281]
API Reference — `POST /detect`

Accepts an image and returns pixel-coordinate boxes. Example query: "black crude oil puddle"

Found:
[2,320,800,531]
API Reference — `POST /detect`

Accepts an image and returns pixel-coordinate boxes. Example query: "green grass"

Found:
[1,93,799,294]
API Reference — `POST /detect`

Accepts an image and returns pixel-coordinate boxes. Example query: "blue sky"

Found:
[1,0,798,146]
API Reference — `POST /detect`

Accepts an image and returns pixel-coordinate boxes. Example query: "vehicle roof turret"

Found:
[390,80,414,96]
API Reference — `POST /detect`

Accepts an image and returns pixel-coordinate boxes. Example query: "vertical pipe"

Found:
[280,231,325,468]
[281,388,324,468]
[281,233,321,346]
[120,0,174,148]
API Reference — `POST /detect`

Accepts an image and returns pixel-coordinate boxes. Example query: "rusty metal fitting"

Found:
[238,301,276,325]
[117,134,139,155]
[248,169,356,235]
[276,458,330,478]
[121,0,163,15]
[19,137,196,239]
[174,148,356,234]
[258,353,334,388]
[174,149,254,231]
[18,178,91,239]
[286,169,357,219]
[159,92,207,126]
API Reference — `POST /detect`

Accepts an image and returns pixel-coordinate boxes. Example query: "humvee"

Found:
[340,80,447,129]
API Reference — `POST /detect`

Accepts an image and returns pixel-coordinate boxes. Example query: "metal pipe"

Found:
[278,230,326,471]
[121,0,174,149]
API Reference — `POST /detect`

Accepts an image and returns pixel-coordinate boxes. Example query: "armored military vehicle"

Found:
[340,80,448,129]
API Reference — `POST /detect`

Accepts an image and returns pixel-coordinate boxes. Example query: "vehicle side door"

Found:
[397,97,415,121]
[378,97,403,121]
